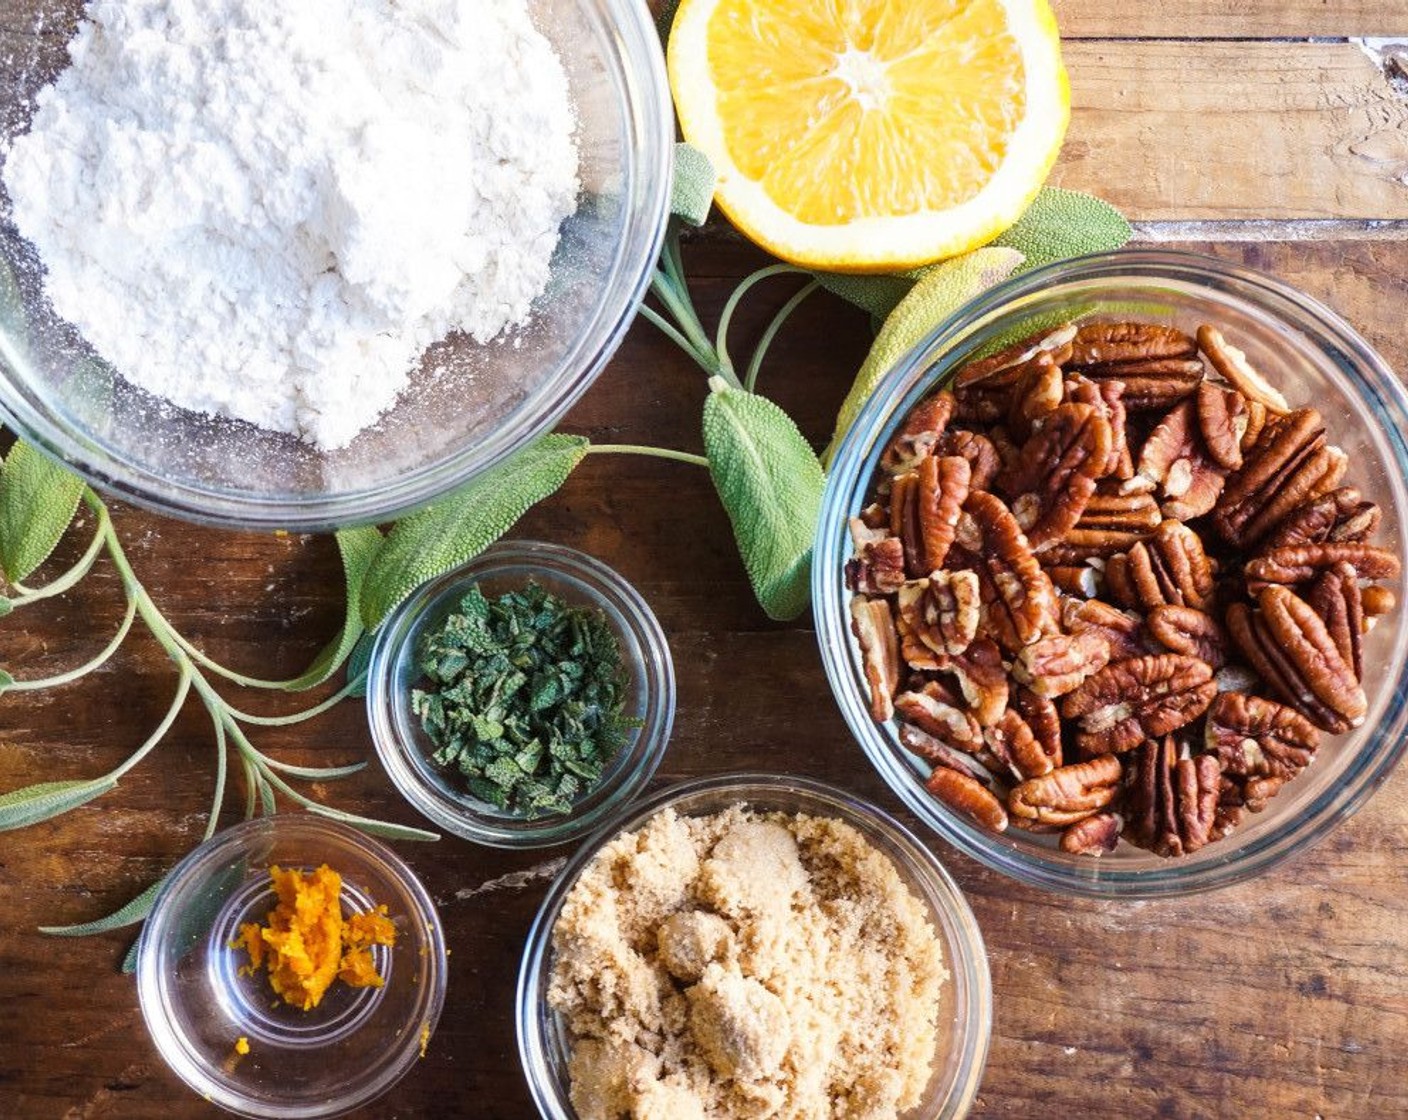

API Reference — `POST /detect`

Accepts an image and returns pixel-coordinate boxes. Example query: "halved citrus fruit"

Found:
[667,0,1070,273]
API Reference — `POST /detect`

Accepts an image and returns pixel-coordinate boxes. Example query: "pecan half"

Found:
[1197,324,1290,415]
[882,391,955,474]
[948,636,1010,727]
[1196,380,1249,471]
[1067,375,1132,478]
[1076,358,1206,413]
[1205,691,1320,783]
[999,403,1113,551]
[850,596,901,722]
[1012,629,1112,699]
[1260,487,1381,551]
[1244,542,1400,592]
[1106,520,1216,612]
[1060,654,1217,755]
[1005,351,1064,440]
[1060,811,1122,856]
[985,706,1058,781]
[926,766,1009,832]
[954,322,1077,389]
[1131,398,1226,519]
[892,455,972,577]
[1146,604,1228,669]
[1226,586,1366,732]
[1213,408,1346,548]
[895,683,985,753]
[936,429,1001,492]
[1125,738,1221,857]
[897,570,981,660]
[958,491,1059,652]
[1306,562,1364,680]
[1070,322,1197,366]
[1009,754,1123,826]
[1059,489,1162,558]
[901,725,998,785]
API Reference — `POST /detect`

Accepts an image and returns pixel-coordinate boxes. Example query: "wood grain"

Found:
[1054,0,1408,38]
[2,238,1407,1118]
[1055,41,1408,222]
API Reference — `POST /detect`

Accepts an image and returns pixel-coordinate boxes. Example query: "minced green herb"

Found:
[409,582,636,817]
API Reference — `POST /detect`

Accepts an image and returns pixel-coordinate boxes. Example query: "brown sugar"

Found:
[547,805,947,1119]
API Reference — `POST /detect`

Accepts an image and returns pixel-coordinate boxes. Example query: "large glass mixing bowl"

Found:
[0,0,672,530]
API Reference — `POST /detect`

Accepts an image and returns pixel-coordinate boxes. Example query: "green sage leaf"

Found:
[121,935,141,974]
[282,526,383,691]
[360,433,589,630]
[345,632,374,699]
[827,247,1025,458]
[992,186,1133,275]
[0,775,118,831]
[702,379,825,621]
[812,272,917,321]
[40,877,164,936]
[0,597,12,616]
[0,668,12,693]
[671,142,716,228]
[0,441,86,584]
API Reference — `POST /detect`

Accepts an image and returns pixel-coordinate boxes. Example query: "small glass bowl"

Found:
[135,815,447,1119]
[0,0,671,531]
[366,540,675,848]
[516,774,992,1120]
[815,249,1408,897]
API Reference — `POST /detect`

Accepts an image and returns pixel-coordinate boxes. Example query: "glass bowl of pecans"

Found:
[815,250,1408,897]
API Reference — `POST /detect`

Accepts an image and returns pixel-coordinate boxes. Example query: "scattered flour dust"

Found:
[2,0,579,449]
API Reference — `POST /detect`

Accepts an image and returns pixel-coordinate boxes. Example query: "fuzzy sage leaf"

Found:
[0,441,85,584]
[282,526,382,691]
[359,433,589,630]
[702,379,825,621]
[0,776,119,832]
[991,186,1132,274]
[671,142,717,228]
[40,877,164,936]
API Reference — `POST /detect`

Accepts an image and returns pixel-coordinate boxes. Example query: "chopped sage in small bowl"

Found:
[366,541,676,848]
[411,582,639,818]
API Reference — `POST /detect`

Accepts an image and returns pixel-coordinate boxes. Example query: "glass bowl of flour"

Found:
[0,0,672,530]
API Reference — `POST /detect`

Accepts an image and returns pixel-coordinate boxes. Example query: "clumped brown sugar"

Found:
[547,805,947,1120]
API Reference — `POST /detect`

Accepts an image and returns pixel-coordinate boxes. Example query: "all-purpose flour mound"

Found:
[3,0,579,449]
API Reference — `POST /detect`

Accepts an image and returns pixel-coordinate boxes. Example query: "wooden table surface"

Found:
[5,3,1408,1118]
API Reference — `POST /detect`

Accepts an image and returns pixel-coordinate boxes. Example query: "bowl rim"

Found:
[814,248,1408,898]
[366,539,676,848]
[134,813,448,1119]
[514,771,993,1120]
[0,0,674,532]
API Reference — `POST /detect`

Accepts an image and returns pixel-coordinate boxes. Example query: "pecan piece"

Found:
[1197,324,1290,415]
[1012,629,1112,699]
[1306,562,1364,679]
[850,596,901,722]
[1060,654,1217,755]
[1244,542,1400,592]
[1107,520,1216,612]
[926,766,1009,832]
[881,390,955,474]
[1260,487,1381,551]
[1125,738,1221,857]
[1226,586,1366,732]
[1363,584,1396,619]
[936,429,1001,492]
[1045,563,1100,597]
[1205,691,1320,782]
[1009,754,1123,826]
[1131,398,1226,519]
[1070,322,1197,366]
[1060,812,1122,856]
[1000,403,1113,550]
[1013,685,1062,768]
[1196,380,1249,471]
[1067,374,1132,477]
[895,683,985,753]
[1005,351,1064,440]
[1146,604,1228,669]
[1062,597,1148,661]
[958,490,1059,652]
[845,519,906,595]
[901,725,998,786]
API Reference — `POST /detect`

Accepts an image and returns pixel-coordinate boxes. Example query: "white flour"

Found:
[3,0,579,449]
